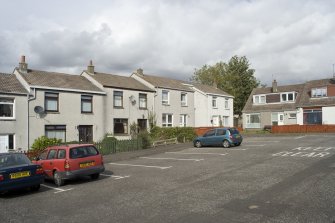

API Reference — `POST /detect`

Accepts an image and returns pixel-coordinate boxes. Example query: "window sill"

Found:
[45,111,59,114]
[162,104,170,106]
[113,107,124,109]
[81,112,93,114]
[181,105,188,107]
[0,118,15,121]
[139,108,147,110]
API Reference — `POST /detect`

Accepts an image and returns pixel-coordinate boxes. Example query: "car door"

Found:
[202,129,216,146]
[38,149,57,178]
[213,129,226,145]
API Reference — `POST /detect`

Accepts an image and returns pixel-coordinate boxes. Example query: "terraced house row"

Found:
[0,56,233,152]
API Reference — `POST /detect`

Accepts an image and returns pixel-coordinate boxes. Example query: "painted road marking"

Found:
[248,145,265,147]
[294,136,306,139]
[108,162,172,170]
[166,152,227,156]
[41,184,74,194]
[140,157,204,162]
[247,141,279,143]
[100,173,130,180]
[272,147,334,158]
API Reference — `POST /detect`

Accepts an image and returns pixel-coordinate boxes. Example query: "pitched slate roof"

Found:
[242,84,305,112]
[192,83,232,97]
[297,78,335,107]
[88,72,155,92]
[17,69,104,93]
[135,73,194,92]
[0,73,28,95]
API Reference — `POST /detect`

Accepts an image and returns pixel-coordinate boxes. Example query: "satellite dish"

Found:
[34,106,44,114]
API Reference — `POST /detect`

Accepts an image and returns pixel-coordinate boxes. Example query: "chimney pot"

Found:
[272,79,278,93]
[137,68,143,76]
[87,60,95,74]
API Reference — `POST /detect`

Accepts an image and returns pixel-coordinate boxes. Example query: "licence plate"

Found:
[10,171,31,179]
[80,161,95,168]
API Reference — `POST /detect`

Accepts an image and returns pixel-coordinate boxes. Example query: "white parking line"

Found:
[247,141,279,143]
[295,136,306,139]
[100,173,130,180]
[166,152,227,156]
[108,162,172,170]
[248,145,265,147]
[41,184,74,194]
[140,157,204,162]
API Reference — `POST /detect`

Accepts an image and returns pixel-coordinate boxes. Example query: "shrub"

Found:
[137,131,151,149]
[149,127,197,142]
[30,136,62,156]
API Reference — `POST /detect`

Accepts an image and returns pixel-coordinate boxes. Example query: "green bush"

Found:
[31,136,62,153]
[137,131,152,149]
[149,127,197,142]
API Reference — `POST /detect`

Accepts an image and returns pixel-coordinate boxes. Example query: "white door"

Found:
[278,113,284,125]
[0,135,9,153]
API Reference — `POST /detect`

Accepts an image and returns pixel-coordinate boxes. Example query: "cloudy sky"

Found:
[0,0,334,86]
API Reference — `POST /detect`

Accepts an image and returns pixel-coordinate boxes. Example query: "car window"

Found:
[70,146,99,159]
[86,146,99,155]
[229,128,240,135]
[216,129,226,135]
[0,154,31,168]
[47,149,57,159]
[57,149,66,159]
[204,130,215,137]
[39,150,48,160]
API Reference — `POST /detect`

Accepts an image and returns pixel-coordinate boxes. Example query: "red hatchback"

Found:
[33,144,105,186]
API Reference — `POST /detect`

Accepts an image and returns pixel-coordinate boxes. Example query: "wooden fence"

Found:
[271,125,335,133]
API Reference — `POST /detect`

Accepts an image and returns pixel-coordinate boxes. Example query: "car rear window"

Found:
[69,146,99,159]
[229,128,240,135]
[0,154,31,168]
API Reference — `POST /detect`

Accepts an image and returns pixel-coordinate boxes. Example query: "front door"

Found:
[137,119,147,132]
[0,135,8,153]
[278,113,284,125]
[78,125,93,143]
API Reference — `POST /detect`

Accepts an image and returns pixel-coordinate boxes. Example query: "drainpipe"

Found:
[27,88,36,150]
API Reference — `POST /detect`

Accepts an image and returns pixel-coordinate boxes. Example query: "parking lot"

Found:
[1,134,335,223]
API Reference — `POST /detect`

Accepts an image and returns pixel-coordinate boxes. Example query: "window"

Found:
[57,150,66,159]
[81,95,92,113]
[217,129,226,135]
[204,130,215,137]
[0,134,14,151]
[0,98,14,119]
[45,125,66,142]
[181,93,187,106]
[114,91,123,108]
[303,109,322,124]
[311,88,327,98]
[114,119,128,134]
[45,92,59,112]
[179,114,187,127]
[289,113,297,119]
[47,149,57,159]
[246,113,261,128]
[162,90,169,105]
[271,112,279,126]
[162,114,173,127]
[212,96,217,108]
[281,92,295,102]
[253,95,266,104]
[139,93,147,109]
[225,98,229,109]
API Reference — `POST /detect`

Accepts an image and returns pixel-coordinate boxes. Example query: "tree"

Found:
[191,55,259,117]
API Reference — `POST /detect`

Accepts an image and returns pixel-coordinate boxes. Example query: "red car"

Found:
[33,144,105,186]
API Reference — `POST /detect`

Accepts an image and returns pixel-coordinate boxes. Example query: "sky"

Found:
[0,0,335,86]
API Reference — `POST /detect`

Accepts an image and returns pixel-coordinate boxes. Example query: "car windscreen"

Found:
[229,128,240,135]
[0,154,31,168]
[69,146,99,159]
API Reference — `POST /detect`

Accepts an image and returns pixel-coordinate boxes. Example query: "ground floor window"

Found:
[246,113,261,128]
[162,114,173,127]
[45,125,66,142]
[0,134,14,152]
[179,114,187,127]
[114,119,128,134]
[303,109,322,124]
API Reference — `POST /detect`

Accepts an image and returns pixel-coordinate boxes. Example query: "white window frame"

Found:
[139,93,147,109]
[162,90,169,105]
[253,95,266,104]
[288,113,297,119]
[162,113,173,127]
[0,98,15,120]
[224,98,229,109]
[222,116,229,126]
[280,92,295,102]
[113,91,123,108]
[179,114,187,127]
[212,96,217,108]
[181,93,187,106]
[246,113,261,128]
[212,116,219,127]
[311,87,327,98]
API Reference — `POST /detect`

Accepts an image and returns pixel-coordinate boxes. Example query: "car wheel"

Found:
[91,173,100,180]
[222,140,230,148]
[54,171,64,187]
[31,184,40,191]
[195,141,202,148]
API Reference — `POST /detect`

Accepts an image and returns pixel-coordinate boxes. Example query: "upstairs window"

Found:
[311,88,327,98]
[253,95,266,104]
[0,98,14,119]
[81,95,92,113]
[45,92,59,112]
[162,90,169,105]
[113,91,123,108]
[281,92,295,102]
[225,98,229,109]
[212,96,217,108]
[139,93,147,109]
[181,93,187,106]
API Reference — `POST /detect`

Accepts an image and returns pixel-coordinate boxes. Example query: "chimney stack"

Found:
[136,68,143,76]
[272,79,278,93]
[19,55,28,73]
[87,60,94,74]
